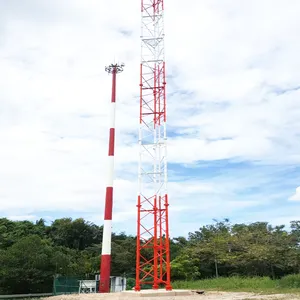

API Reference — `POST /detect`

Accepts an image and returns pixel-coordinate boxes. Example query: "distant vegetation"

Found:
[1,217,300,294]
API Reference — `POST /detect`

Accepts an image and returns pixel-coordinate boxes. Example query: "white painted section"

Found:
[164,121,168,193]
[109,102,116,129]
[107,155,115,187]
[138,125,142,195]
[101,219,112,255]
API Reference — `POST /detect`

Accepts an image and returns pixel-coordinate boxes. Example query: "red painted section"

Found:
[111,69,117,103]
[108,128,115,156]
[134,195,141,291]
[158,64,161,126]
[159,195,163,281]
[104,187,113,220]
[164,194,172,290]
[153,195,158,289]
[99,254,111,293]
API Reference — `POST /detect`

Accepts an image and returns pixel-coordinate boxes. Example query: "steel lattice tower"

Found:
[135,0,172,291]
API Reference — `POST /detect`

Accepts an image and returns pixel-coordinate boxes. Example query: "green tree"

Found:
[171,252,200,280]
[47,218,102,250]
[1,235,55,294]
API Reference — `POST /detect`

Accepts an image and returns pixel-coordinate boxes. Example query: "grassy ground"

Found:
[172,275,300,294]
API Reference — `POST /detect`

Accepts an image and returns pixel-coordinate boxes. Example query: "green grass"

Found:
[172,275,300,294]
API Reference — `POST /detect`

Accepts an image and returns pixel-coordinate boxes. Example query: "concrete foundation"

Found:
[121,289,193,297]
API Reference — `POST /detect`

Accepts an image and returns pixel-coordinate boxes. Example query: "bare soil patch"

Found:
[44,291,300,300]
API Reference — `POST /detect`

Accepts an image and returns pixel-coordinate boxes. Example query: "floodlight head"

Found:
[105,63,125,74]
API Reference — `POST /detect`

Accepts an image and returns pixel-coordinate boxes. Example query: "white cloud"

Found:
[7,215,38,221]
[289,187,300,201]
[1,0,300,236]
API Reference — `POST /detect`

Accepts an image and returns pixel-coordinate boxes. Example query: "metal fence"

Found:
[53,276,127,295]
[0,293,52,299]
[53,276,83,295]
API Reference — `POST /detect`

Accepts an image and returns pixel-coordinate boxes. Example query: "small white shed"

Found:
[78,280,97,293]
[110,276,127,292]
[93,275,127,293]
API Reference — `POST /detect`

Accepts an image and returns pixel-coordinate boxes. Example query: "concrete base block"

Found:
[121,289,193,297]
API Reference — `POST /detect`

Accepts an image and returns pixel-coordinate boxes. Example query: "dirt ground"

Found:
[45,291,300,300]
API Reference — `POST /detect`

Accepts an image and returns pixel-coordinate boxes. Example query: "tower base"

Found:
[121,289,193,297]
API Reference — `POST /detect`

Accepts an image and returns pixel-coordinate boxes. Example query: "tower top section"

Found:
[105,63,125,74]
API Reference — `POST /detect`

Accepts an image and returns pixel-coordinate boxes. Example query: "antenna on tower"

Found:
[105,63,125,74]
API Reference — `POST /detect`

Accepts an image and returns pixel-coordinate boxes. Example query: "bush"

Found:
[126,278,135,290]
[172,276,276,291]
[278,274,300,289]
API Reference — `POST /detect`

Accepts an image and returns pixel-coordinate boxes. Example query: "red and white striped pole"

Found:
[99,63,124,293]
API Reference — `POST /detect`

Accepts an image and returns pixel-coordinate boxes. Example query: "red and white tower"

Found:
[135,0,172,291]
[99,63,124,293]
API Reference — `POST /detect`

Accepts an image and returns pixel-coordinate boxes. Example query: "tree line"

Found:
[1,217,300,294]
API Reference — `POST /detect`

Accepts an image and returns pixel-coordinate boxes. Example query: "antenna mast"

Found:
[135,0,172,291]
[99,63,124,293]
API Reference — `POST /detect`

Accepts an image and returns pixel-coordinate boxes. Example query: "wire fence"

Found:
[53,276,82,295]
[0,293,52,299]
[53,276,127,295]
[1,276,166,298]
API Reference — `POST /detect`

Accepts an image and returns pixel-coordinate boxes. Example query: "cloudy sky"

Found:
[1,0,300,237]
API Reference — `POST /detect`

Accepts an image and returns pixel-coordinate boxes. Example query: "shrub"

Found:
[126,278,135,290]
[278,274,300,289]
[172,276,276,291]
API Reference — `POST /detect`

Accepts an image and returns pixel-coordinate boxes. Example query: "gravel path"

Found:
[45,291,300,300]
